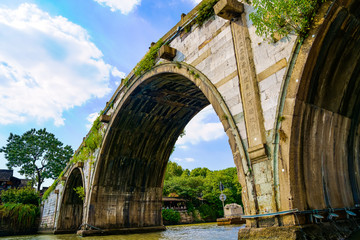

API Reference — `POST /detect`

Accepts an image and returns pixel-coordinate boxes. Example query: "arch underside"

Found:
[290,1,360,211]
[89,72,213,228]
[57,168,84,232]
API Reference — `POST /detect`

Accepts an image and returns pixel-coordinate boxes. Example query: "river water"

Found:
[1,223,244,240]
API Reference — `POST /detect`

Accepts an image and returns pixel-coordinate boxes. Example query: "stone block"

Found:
[158,45,177,61]
[100,114,111,123]
[229,103,243,117]
[76,162,84,168]
[214,0,244,20]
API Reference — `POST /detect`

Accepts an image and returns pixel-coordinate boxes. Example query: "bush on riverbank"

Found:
[198,204,217,221]
[1,187,40,205]
[0,203,40,229]
[162,209,181,225]
[0,187,40,235]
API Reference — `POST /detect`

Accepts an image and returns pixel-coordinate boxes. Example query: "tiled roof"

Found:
[0,170,13,181]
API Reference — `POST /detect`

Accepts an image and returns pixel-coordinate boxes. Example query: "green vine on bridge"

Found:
[71,112,103,164]
[249,0,325,40]
[184,0,219,33]
[196,0,219,26]
[134,39,164,77]
[42,170,64,200]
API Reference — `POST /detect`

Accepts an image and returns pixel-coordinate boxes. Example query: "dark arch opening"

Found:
[57,168,84,232]
[88,66,246,229]
[290,1,360,211]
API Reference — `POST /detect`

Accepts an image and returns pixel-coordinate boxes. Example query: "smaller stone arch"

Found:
[56,167,85,233]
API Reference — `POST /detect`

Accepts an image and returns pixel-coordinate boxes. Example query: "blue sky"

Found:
[0,0,234,187]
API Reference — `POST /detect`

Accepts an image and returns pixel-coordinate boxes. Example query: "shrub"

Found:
[0,203,40,229]
[162,209,180,225]
[198,204,217,221]
[1,187,40,206]
[0,188,40,231]
[250,0,325,39]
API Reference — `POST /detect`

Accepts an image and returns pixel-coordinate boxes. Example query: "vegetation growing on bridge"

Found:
[134,39,164,77]
[163,161,242,221]
[73,186,85,201]
[184,0,219,33]
[71,113,103,164]
[42,170,64,200]
[196,0,219,26]
[250,0,325,39]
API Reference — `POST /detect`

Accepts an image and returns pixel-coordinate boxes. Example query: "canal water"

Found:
[1,223,245,240]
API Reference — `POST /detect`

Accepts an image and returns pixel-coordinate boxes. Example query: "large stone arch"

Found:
[277,0,360,221]
[56,167,85,233]
[84,62,256,231]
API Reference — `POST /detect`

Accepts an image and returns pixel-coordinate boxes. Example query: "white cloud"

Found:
[111,66,126,79]
[173,157,195,163]
[191,0,202,5]
[178,145,189,150]
[0,4,119,126]
[94,0,141,14]
[86,112,100,130]
[176,105,225,147]
[182,0,201,5]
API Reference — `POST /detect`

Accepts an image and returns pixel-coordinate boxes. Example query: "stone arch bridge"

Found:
[40,0,360,238]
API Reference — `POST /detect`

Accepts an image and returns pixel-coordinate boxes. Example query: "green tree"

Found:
[163,163,242,220]
[163,175,205,199]
[164,161,184,180]
[249,0,324,39]
[190,167,210,178]
[0,128,73,191]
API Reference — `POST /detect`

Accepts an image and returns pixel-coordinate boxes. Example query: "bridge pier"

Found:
[239,218,360,240]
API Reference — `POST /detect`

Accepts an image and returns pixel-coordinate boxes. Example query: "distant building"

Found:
[162,197,187,212]
[0,169,30,191]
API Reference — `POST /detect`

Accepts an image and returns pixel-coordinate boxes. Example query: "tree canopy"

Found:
[163,161,242,220]
[0,128,73,191]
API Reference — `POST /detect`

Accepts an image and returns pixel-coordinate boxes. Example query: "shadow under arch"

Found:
[86,62,255,230]
[278,0,360,215]
[56,167,85,233]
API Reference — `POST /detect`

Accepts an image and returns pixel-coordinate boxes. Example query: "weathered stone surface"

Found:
[100,115,111,123]
[239,219,360,240]
[158,45,177,61]
[214,0,244,20]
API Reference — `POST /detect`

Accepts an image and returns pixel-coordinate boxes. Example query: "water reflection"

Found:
[2,223,245,240]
